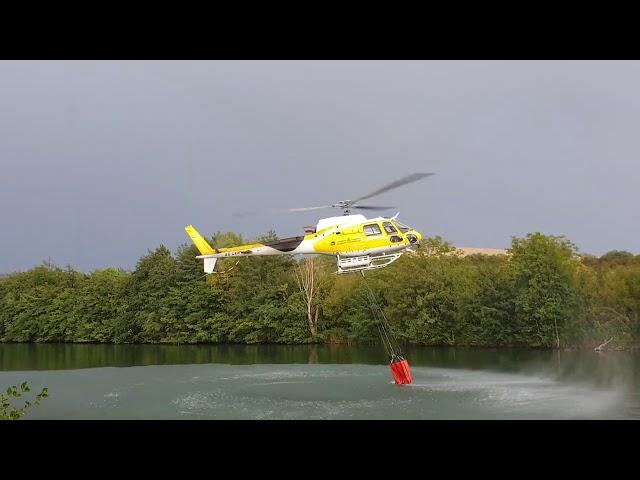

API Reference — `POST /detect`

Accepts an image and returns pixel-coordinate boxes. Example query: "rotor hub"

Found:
[332,200,354,215]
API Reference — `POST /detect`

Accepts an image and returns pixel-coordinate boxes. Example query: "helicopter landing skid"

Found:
[336,252,403,275]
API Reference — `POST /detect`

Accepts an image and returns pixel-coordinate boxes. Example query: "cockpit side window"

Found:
[382,221,398,234]
[394,221,411,233]
[363,224,382,236]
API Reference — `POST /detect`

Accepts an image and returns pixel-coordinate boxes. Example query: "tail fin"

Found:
[203,258,217,274]
[184,225,215,255]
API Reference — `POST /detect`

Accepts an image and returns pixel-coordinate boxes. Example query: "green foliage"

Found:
[415,235,459,257]
[0,232,638,349]
[508,233,580,347]
[1,381,48,420]
[373,252,476,346]
[583,250,640,268]
[574,261,640,348]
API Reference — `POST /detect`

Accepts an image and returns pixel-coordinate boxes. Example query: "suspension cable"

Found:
[359,271,404,361]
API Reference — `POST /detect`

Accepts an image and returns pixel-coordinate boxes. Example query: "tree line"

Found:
[1,232,639,349]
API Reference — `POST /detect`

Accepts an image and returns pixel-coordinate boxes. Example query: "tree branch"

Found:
[595,337,614,351]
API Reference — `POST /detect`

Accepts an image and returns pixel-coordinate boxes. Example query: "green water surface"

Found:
[1,343,638,419]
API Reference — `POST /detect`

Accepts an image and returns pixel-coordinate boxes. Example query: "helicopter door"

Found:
[359,223,383,254]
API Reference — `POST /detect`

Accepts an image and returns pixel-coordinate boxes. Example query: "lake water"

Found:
[1,343,639,419]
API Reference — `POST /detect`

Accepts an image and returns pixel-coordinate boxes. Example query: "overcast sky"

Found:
[1,60,639,272]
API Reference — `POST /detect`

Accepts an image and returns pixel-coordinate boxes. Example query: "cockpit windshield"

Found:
[393,221,411,233]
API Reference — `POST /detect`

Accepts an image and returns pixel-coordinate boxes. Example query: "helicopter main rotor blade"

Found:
[353,205,396,211]
[288,205,333,212]
[351,172,434,204]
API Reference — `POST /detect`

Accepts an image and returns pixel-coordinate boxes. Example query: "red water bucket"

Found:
[389,358,412,384]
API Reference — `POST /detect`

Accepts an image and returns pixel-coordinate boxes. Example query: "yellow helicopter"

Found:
[185,173,431,275]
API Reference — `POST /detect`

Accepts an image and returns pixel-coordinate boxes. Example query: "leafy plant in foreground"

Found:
[1,382,49,420]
